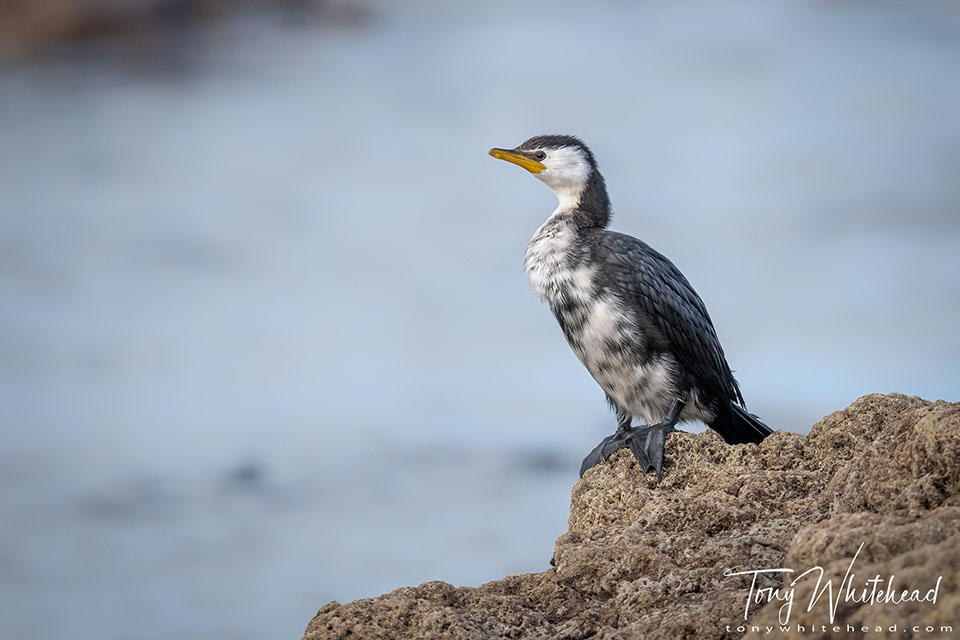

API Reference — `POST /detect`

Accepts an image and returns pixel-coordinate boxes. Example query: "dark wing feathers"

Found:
[594,231,744,406]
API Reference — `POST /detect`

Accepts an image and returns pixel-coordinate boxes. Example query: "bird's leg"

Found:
[628,399,685,483]
[579,408,635,477]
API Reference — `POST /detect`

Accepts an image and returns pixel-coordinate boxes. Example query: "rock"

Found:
[0,0,207,52]
[302,394,960,639]
[0,0,328,58]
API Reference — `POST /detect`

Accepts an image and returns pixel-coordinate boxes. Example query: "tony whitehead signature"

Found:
[724,543,943,625]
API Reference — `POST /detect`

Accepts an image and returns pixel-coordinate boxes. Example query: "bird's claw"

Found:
[579,427,635,477]
[580,422,677,482]
[628,422,676,483]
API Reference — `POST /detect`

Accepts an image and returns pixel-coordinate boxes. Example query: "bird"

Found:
[488,134,773,482]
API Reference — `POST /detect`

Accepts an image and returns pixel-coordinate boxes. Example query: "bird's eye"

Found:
[535,151,546,161]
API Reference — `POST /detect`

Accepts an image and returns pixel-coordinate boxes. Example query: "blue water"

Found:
[1,1,959,638]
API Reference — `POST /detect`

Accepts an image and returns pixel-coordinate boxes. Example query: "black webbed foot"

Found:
[579,426,638,477]
[579,400,685,482]
[628,421,677,483]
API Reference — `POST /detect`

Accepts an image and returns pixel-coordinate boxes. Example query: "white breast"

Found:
[522,216,696,424]
[523,215,581,304]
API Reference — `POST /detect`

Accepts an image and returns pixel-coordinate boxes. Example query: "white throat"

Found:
[537,146,591,215]
[552,186,582,213]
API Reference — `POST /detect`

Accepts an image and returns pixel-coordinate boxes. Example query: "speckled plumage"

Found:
[527,221,722,426]
[507,135,771,449]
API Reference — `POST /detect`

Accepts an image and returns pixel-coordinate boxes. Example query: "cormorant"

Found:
[489,134,773,481]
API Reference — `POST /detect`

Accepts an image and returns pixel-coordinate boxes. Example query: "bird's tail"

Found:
[709,403,773,445]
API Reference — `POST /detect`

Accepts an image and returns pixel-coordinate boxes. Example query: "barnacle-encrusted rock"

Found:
[303,394,960,639]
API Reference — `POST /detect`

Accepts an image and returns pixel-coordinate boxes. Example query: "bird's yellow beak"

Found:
[488,148,545,174]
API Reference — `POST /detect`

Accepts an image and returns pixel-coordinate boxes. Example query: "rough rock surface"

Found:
[303,394,960,639]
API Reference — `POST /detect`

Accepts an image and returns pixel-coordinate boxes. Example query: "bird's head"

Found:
[489,134,601,211]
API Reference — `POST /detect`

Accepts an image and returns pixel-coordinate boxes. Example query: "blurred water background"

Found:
[1,1,959,638]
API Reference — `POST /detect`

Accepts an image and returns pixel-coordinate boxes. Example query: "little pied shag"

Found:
[489,135,773,481]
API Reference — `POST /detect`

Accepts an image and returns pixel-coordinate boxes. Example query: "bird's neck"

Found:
[548,170,611,230]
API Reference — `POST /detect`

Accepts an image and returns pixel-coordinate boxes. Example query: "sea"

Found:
[1,1,958,638]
